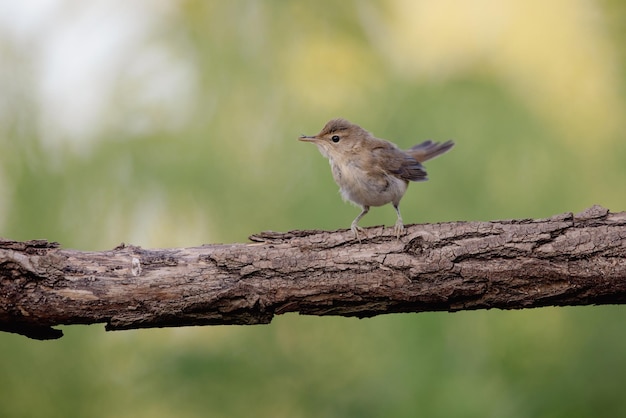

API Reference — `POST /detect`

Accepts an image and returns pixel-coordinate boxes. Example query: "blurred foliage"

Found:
[1,1,626,417]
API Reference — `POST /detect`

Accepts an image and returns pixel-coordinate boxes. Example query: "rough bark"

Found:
[1,205,625,340]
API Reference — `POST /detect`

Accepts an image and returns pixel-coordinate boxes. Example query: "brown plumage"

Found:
[299,118,454,240]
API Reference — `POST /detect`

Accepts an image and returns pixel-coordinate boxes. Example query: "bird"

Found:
[299,118,454,241]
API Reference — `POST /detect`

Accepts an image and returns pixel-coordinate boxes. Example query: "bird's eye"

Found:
[331,135,340,143]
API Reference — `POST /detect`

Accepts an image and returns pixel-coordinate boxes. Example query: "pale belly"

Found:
[330,160,407,207]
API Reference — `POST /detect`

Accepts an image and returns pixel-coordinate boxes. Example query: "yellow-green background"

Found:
[2,1,626,417]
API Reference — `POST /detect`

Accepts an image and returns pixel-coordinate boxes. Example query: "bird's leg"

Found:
[351,206,369,242]
[393,203,405,239]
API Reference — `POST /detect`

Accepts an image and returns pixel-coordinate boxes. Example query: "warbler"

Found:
[299,118,454,240]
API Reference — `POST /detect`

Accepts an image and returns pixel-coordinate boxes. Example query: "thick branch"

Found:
[1,205,625,340]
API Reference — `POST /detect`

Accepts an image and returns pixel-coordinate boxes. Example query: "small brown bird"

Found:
[299,118,454,240]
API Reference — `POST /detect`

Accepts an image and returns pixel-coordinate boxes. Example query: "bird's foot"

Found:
[351,223,365,243]
[393,220,405,239]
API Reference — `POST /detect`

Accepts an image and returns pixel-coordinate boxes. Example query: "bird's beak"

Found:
[298,135,317,142]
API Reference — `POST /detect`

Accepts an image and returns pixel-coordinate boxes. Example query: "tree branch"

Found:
[1,205,625,340]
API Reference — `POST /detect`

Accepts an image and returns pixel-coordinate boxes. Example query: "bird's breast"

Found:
[329,158,407,207]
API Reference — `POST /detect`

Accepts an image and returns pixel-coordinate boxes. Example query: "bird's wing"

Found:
[371,144,428,182]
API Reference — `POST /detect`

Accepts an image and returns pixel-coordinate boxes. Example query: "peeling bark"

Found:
[1,205,625,340]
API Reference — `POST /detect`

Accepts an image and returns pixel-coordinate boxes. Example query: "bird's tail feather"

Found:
[408,140,455,163]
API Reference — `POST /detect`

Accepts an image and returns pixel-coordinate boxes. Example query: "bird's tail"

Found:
[407,140,455,163]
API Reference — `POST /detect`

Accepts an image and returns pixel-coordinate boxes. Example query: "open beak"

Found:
[298,135,317,142]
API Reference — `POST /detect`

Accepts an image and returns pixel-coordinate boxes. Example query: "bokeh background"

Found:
[2,1,626,417]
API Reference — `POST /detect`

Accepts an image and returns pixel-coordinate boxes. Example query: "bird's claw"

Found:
[351,224,365,243]
[393,221,405,239]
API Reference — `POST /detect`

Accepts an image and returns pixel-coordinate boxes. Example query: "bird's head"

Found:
[299,118,371,160]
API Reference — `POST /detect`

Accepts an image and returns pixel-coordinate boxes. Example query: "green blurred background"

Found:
[2,1,626,417]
